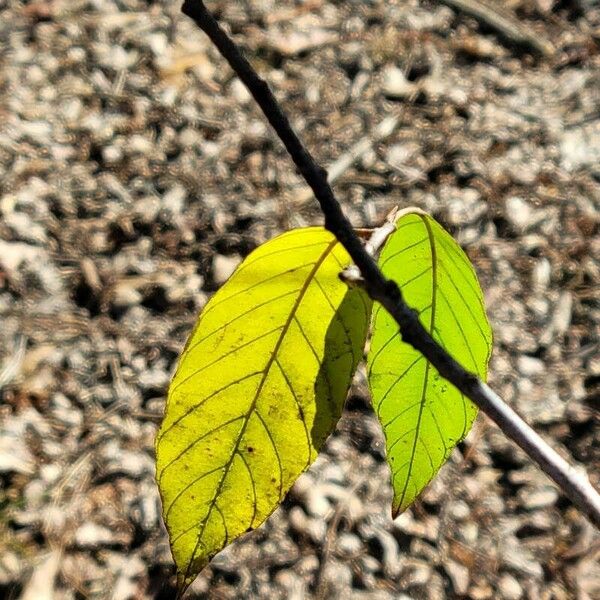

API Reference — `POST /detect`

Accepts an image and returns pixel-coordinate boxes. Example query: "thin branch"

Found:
[180,0,600,530]
[439,0,554,56]
[0,334,27,390]
[293,112,404,208]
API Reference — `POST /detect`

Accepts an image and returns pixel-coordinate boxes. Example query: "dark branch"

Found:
[180,0,600,530]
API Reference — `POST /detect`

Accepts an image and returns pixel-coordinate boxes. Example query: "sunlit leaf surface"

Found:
[368,211,492,515]
[156,227,370,589]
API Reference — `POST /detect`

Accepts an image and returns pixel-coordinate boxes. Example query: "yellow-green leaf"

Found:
[367,211,492,515]
[156,227,370,589]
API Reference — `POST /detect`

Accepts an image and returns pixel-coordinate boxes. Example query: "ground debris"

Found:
[0,0,598,598]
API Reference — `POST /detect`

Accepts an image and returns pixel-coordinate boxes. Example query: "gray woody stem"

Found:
[181,0,600,529]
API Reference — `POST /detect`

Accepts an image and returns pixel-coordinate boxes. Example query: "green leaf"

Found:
[367,210,492,515]
[155,227,371,589]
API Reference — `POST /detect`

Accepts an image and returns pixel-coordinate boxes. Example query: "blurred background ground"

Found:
[1,0,599,598]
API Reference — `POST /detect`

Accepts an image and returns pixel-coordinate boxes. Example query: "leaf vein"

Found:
[235,239,330,275]
[383,399,422,429]
[197,261,318,324]
[275,358,312,471]
[396,214,437,510]
[419,436,435,472]
[376,355,424,419]
[163,463,227,521]
[380,236,429,270]
[158,415,245,483]
[182,288,302,358]
[236,450,258,528]
[368,330,401,379]
[436,234,488,317]
[438,287,481,376]
[170,326,283,396]
[157,371,263,443]
[388,426,419,455]
[214,502,229,548]
[254,409,284,499]
[293,316,321,365]
[427,406,449,456]
[438,261,491,354]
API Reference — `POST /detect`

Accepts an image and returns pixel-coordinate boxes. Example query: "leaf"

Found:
[367,211,492,515]
[155,227,371,589]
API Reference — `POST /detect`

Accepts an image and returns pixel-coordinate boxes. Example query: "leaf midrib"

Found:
[396,214,437,512]
[183,237,338,579]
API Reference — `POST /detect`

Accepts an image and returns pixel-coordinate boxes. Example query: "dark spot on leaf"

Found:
[247,446,254,453]
[245,527,253,533]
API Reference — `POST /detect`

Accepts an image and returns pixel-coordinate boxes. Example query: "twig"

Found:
[314,475,369,600]
[0,334,27,390]
[181,0,600,530]
[293,112,403,208]
[440,0,554,56]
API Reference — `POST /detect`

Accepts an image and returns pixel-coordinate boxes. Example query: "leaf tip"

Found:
[175,554,211,598]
